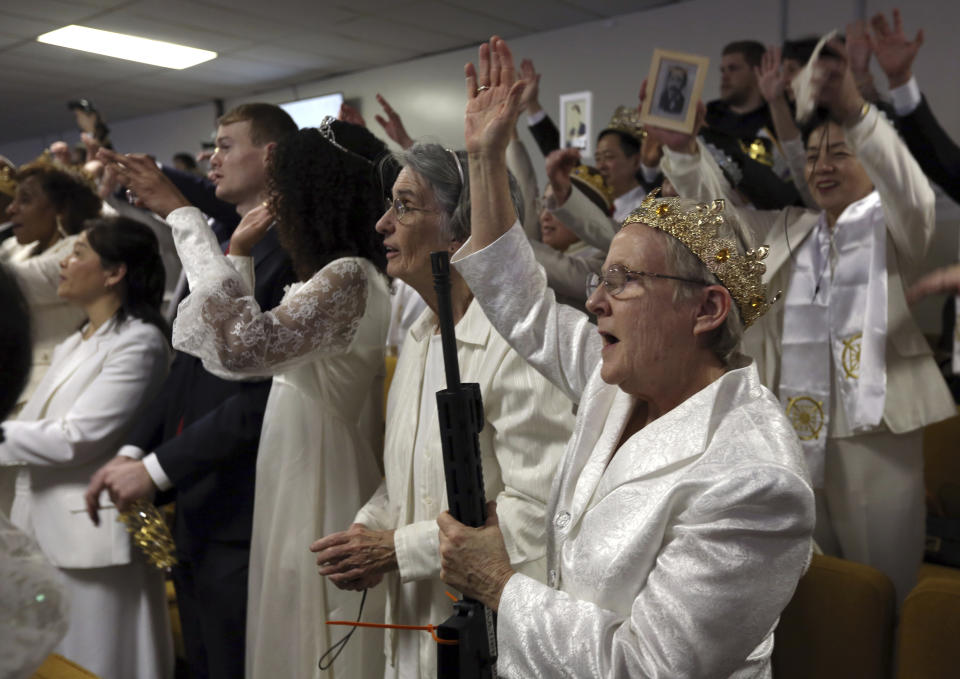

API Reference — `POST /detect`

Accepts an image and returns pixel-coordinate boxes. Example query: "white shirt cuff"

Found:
[142,452,174,492]
[889,75,921,116]
[394,520,440,582]
[117,444,146,460]
[527,109,547,126]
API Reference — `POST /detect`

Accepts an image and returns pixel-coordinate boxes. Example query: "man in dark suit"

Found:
[86,103,297,679]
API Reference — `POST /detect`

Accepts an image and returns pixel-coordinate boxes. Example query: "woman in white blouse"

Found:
[2,161,103,412]
[0,217,172,679]
[99,126,393,679]
[310,142,574,679]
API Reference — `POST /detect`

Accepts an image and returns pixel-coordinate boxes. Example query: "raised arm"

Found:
[455,37,601,402]
[168,206,368,378]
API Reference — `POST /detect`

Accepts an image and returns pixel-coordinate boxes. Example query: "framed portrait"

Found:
[639,49,710,134]
[559,91,592,158]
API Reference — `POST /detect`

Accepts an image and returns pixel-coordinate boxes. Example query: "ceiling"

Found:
[1,0,679,144]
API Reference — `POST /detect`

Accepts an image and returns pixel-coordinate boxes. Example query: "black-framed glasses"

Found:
[585,264,708,298]
[384,197,436,223]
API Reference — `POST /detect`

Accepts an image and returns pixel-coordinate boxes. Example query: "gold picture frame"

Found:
[639,48,710,134]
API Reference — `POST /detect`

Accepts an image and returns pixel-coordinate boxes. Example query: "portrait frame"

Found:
[559,90,592,158]
[639,49,710,134]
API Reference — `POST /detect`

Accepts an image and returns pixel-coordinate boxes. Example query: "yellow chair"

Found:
[896,575,960,678]
[30,654,99,679]
[772,553,895,679]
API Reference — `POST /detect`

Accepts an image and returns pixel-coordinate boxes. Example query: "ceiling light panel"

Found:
[36,25,217,70]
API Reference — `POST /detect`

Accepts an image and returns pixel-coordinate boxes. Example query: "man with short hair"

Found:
[86,103,296,679]
[707,40,770,140]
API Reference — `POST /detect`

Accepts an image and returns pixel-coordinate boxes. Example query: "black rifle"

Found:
[431,251,497,679]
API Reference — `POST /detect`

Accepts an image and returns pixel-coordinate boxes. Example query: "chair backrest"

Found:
[772,553,895,679]
[896,575,960,678]
[30,654,100,679]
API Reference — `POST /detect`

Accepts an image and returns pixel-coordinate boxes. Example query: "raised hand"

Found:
[96,148,190,218]
[518,58,543,114]
[544,148,581,205]
[906,264,960,304]
[755,46,788,104]
[845,20,873,77]
[338,102,367,128]
[373,94,414,150]
[869,8,924,88]
[810,39,866,126]
[464,36,525,156]
[229,203,273,257]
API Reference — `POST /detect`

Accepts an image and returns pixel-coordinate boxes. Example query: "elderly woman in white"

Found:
[311,142,574,679]
[435,38,815,678]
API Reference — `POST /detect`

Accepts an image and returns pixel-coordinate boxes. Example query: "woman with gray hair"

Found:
[311,141,575,679]
[435,37,814,678]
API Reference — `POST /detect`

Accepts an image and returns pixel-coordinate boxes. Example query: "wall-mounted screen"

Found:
[280,92,344,129]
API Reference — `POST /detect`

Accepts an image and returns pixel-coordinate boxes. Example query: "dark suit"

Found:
[895,95,960,204]
[127,203,294,678]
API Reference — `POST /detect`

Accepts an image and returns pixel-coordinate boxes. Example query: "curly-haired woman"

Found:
[99,126,392,679]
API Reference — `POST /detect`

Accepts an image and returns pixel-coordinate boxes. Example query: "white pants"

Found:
[814,428,925,606]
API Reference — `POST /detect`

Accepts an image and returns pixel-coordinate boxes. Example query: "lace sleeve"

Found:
[173,258,369,380]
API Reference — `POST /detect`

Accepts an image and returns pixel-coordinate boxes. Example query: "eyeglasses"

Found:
[585,264,707,298]
[385,197,436,223]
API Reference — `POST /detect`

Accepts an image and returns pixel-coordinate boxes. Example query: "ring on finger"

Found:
[476,85,490,93]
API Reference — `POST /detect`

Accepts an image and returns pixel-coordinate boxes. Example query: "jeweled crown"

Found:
[570,164,613,210]
[622,191,776,328]
[602,106,646,143]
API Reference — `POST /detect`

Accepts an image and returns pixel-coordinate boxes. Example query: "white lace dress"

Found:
[167,207,390,679]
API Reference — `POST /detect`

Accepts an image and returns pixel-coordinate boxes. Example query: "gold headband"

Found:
[602,105,646,143]
[622,191,776,328]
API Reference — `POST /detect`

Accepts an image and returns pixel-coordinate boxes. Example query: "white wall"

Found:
[2,0,957,331]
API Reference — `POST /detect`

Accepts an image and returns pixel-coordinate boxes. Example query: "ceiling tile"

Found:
[378,1,526,41]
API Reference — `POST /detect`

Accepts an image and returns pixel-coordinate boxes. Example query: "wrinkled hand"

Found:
[906,264,960,304]
[96,148,190,217]
[438,502,514,611]
[85,456,156,525]
[338,102,367,128]
[229,204,273,257]
[464,36,525,156]
[310,523,396,591]
[755,46,788,104]
[544,148,580,205]
[518,58,542,114]
[810,40,865,126]
[869,8,924,88]
[373,94,414,150]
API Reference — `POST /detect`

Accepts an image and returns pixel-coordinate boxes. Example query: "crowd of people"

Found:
[1,7,958,679]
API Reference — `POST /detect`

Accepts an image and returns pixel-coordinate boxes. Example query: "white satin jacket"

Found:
[453,223,815,678]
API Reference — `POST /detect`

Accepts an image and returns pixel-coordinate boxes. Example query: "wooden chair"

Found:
[772,553,895,679]
[896,575,960,678]
[30,654,99,679]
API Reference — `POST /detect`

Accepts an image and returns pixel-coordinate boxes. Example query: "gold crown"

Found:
[570,165,613,209]
[0,163,16,198]
[622,191,777,328]
[603,105,646,142]
[118,500,178,571]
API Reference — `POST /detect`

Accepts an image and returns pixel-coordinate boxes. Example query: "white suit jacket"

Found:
[453,224,815,678]
[662,105,955,435]
[1,236,87,408]
[0,317,170,568]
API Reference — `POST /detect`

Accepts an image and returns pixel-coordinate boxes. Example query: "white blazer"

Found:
[0,316,170,568]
